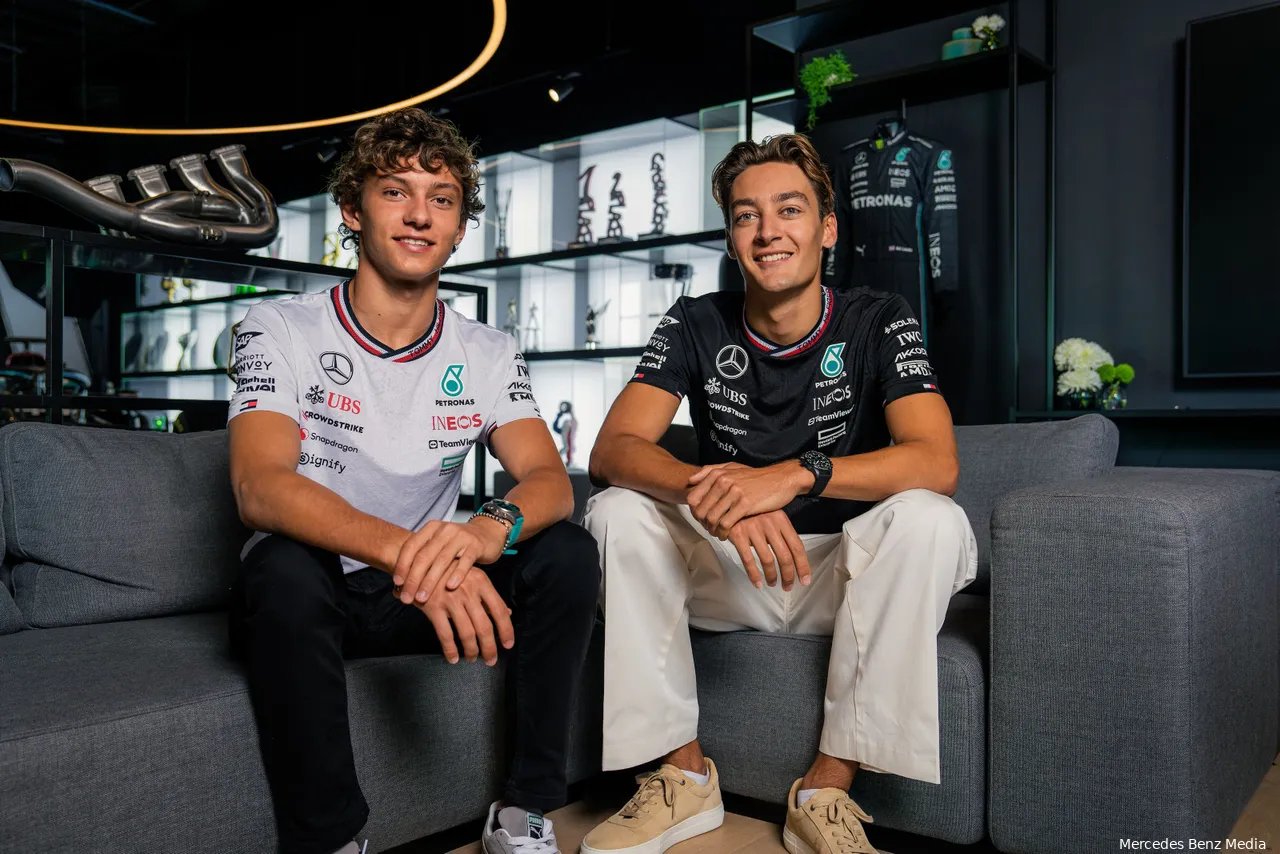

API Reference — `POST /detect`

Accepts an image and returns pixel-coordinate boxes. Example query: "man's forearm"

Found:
[590,434,700,505]
[501,465,575,541]
[793,441,958,503]
[239,469,409,573]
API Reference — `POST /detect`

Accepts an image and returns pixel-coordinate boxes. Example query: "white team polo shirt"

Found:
[227,280,541,573]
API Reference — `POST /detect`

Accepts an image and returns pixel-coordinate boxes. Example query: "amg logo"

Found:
[929,233,943,278]
[896,330,923,346]
[852,193,914,210]
[897,360,933,377]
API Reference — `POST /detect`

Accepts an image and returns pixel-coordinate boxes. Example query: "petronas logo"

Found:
[821,343,846,378]
[440,364,465,397]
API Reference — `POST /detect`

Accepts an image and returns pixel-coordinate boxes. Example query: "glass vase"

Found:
[1059,389,1096,410]
[1100,382,1128,410]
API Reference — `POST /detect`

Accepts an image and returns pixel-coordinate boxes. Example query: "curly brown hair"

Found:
[326,107,485,252]
[710,133,835,227]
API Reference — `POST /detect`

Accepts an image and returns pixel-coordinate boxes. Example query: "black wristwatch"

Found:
[798,450,833,498]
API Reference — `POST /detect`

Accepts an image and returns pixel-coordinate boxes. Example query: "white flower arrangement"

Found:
[973,14,1006,39]
[1053,337,1112,372]
[1057,367,1103,396]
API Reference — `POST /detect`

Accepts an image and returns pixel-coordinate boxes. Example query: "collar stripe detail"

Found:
[391,301,445,363]
[332,283,384,355]
[741,287,833,359]
[330,281,445,362]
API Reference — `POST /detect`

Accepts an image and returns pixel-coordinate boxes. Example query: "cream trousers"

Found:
[582,487,977,785]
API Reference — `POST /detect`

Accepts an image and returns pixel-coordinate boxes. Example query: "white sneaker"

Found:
[481,801,560,854]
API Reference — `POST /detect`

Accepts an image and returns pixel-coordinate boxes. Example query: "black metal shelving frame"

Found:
[744,0,1058,422]
[0,219,493,502]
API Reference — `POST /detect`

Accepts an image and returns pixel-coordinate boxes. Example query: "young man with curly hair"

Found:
[580,134,977,854]
[227,107,599,854]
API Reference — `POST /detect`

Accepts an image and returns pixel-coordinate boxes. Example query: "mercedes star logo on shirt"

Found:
[319,351,354,385]
[716,345,749,380]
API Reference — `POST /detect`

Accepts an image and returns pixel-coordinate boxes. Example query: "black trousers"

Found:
[228,521,601,854]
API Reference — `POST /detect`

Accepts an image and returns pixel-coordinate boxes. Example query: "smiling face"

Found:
[340,161,465,285]
[725,161,837,296]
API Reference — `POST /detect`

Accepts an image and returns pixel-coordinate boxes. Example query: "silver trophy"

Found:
[503,298,521,350]
[524,303,541,353]
[584,299,611,350]
[495,189,512,259]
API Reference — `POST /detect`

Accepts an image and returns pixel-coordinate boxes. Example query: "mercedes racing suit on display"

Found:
[823,129,959,337]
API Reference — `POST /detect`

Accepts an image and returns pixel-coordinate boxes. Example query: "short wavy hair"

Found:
[326,107,485,252]
[711,133,835,227]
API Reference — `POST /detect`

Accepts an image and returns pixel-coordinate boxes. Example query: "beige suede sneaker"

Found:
[580,759,724,854]
[783,778,879,854]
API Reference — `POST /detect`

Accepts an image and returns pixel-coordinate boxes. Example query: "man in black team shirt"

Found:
[580,134,977,854]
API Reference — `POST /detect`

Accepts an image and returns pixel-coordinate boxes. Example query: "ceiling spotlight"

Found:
[548,72,581,104]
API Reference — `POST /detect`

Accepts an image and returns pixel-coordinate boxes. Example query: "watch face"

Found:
[803,451,832,474]
[487,499,522,520]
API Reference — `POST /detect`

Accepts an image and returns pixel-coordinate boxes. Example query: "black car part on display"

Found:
[0,145,279,248]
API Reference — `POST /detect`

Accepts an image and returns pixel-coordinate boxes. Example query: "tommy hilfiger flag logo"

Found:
[817,423,846,448]
[924,383,938,390]
[240,399,258,411]
[438,452,467,476]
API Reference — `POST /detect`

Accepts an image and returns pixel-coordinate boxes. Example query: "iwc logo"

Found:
[820,342,846,378]
[715,345,748,380]
[440,364,465,397]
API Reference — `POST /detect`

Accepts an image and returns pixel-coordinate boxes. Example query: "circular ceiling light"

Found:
[0,1,506,136]
[548,83,574,103]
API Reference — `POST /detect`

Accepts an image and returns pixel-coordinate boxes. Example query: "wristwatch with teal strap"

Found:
[472,499,524,555]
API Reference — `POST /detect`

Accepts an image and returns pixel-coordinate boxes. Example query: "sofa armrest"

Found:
[987,468,1280,854]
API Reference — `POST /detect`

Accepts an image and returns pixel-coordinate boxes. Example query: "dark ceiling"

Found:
[0,0,794,229]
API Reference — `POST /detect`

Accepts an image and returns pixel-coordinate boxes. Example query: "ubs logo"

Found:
[326,392,361,414]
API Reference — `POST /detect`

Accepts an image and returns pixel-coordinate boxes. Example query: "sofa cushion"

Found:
[693,593,989,845]
[0,612,603,853]
[0,424,247,627]
[952,414,1118,593]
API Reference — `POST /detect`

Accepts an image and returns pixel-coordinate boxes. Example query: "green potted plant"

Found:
[1097,362,1135,410]
[799,50,855,130]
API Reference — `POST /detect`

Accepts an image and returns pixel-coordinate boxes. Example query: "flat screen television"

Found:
[1182,2,1280,382]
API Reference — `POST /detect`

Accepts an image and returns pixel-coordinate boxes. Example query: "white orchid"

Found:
[1057,367,1103,396]
[973,14,1006,38]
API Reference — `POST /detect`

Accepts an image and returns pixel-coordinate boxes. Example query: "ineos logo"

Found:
[319,351,353,386]
[716,345,748,380]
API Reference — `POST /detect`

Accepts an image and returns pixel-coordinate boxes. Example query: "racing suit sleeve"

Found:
[823,147,854,289]
[226,302,301,425]
[876,296,943,406]
[481,338,542,448]
[627,298,695,400]
[923,146,959,295]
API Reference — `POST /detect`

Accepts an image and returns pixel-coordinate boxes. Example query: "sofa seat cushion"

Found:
[0,424,248,627]
[0,612,603,853]
[953,414,1118,593]
[692,593,989,845]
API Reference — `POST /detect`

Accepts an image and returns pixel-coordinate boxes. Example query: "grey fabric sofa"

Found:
[1,415,1276,854]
